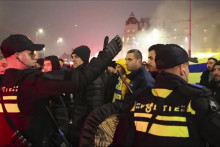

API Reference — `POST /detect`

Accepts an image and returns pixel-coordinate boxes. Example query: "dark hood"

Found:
[45,55,61,71]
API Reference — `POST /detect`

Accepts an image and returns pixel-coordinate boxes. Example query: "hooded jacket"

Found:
[112,58,130,102]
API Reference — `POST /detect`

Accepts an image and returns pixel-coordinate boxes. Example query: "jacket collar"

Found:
[127,65,144,80]
[155,71,187,89]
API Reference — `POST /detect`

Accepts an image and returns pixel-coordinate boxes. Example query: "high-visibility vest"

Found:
[0,85,30,146]
[132,87,204,146]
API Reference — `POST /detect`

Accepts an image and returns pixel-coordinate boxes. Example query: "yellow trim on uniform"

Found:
[130,101,137,112]
[0,104,3,112]
[156,116,186,122]
[152,89,173,98]
[134,113,152,118]
[187,101,196,115]
[135,121,149,132]
[5,104,20,113]
[3,96,17,100]
[149,123,189,137]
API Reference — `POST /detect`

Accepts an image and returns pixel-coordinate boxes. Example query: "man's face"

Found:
[18,50,36,68]
[207,59,216,71]
[116,64,125,75]
[0,58,7,74]
[72,54,84,68]
[212,65,220,82]
[125,53,141,72]
[147,50,157,72]
[42,60,52,72]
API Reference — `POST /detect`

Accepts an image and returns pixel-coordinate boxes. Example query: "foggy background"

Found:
[0,0,219,61]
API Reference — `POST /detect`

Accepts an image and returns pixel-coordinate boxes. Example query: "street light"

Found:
[57,37,63,43]
[35,28,44,58]
[57,37,64,47]
[36,28,44,43]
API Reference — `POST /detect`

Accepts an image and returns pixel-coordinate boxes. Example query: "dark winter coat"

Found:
[207,80,220,104]
[68,63,105,146]
[125,65,155,102]
[200,70,212,87]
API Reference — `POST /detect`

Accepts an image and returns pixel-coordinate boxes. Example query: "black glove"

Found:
[104,35,122,57]
[103,36,109,49]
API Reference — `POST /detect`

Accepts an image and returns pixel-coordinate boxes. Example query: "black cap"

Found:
[155,44,198,69]
[72,45,91,63]
[213,61,220,68]
[0,34,45,58]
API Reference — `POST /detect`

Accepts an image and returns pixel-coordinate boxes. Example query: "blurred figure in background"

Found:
[207,61,220,104]
[0,51,7,75]
[200,57,217,87]
[59,58,69,70]
[34,58,44,70]
[43,55,60,72]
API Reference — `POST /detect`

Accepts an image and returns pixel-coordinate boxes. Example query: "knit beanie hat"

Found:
[72,45,91,63]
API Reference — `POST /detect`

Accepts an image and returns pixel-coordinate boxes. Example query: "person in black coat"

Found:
[200,57,217,87]
[0,34,122,146]
[207,61,220,104]
[69,45,106,146]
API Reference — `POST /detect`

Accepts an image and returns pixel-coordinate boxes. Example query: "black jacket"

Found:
[125,65,155,102]
[207,80,220,104]
[200,70,211,87]
[0,50,113,146]
[68,63,105,146]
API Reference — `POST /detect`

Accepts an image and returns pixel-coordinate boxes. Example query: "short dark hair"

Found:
[59,58,64,62]
[148,44,165,55]
[127,49,142,60]
[208,57,217,62]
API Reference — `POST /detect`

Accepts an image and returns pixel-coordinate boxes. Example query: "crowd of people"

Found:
[0,34,220,147]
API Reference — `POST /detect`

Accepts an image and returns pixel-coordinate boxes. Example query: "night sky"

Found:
[0,0,219,59]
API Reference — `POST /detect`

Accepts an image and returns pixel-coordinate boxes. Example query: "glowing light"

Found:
[152,29,160,40]
[57,38,63,43]
[38,28,43,33]
[194,52,219,59]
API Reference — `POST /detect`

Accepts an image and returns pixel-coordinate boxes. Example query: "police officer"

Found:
[114,44,220,146]
[0,34,122,146]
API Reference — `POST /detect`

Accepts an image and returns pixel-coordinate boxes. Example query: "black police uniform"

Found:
[0,50,116,146]
[114,72,220,146]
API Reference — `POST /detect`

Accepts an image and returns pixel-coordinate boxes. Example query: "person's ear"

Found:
[179,64,185,76]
